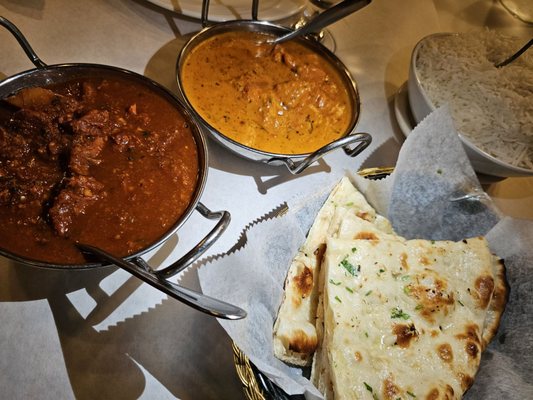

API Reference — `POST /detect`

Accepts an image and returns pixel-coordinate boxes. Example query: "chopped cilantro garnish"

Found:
[391,307,410,320]
[335,295,342,303]
[415,304,424,311]
[339,257,358,276]
[363,382,379,399]
[407,391,416,398]
[345,201,354,206]
[365,290,372,296]
[351,247,357,253]
[329,279,341,286]
[403,286,412,295]
[379,268,385,273]
[364,331,369,337]
[345,287,354,293]
[437,169,442,174]
[458,300,464,306]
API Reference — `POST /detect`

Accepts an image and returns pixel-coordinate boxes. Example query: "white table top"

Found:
[0,1,532,399]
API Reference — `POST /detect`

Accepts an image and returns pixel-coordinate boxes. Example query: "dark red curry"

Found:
[0,76,199,265]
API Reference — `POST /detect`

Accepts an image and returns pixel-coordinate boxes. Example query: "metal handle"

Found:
[0,16,47,68]
[267,132,372,174]
[271,0,371,44]
[155,202,230,279]
[495,37,533,68]
[200,0,210,27]
[201,0,260,26]
[77,243,246,320]
[252,0,259,20]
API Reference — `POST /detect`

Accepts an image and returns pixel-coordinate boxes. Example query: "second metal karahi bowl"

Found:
[176,13,371,174]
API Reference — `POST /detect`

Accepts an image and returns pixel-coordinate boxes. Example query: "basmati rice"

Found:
[416,30,533,169]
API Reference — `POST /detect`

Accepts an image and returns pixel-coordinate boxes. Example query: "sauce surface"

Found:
[0,76,199,264]
[181,31,354,155]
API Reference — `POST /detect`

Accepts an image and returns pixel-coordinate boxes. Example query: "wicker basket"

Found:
[233,343,266,400]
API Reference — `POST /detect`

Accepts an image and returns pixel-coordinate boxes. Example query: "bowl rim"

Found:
[410,32,533,176]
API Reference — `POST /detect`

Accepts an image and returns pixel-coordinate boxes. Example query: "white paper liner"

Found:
[198,106,533,398]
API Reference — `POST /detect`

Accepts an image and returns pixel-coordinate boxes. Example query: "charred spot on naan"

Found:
[425,385,455,400]
[313,243,327,268]
[355,210,372,221]
[457,372,474,391]
[287,329,318,355]
[292,265,314,301]
[408,271,455,323]
[437,343,454,363]
[482,257,509,348]
[456,323,481,343]
[392,323,419,348]
[455,323,482,361]
[382,375,401,400]
[399,251,409,270]
[465,341,480,359]
[353,231,379,240]
[426,388,440,400]
[473,275,495,309]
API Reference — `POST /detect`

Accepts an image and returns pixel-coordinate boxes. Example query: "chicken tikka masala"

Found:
[181,31,354,155]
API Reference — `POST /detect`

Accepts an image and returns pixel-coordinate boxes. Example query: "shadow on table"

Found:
[0,249,244,400]
[207,136,332,194]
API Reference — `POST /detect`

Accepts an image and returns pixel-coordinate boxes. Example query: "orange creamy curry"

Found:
[181,31,354,155]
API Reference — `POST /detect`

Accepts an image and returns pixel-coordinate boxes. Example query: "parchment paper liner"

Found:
[199,106,533,399]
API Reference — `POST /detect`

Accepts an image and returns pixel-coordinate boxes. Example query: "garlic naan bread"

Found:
[273,177,508,399]
[311,211,402,398]
[314,235,506,399]
[273,177,394,366]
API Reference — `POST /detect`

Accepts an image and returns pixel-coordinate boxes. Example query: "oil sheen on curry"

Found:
[181,31,354,155]
[0,77,199,264]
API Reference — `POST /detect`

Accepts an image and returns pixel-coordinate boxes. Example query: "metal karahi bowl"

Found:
[0,17,242,318]
[0,63,219,270]
[408,32,533,178]
[176,18,372,174]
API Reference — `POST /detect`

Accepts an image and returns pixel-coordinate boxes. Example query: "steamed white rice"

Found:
[416,30,533,170]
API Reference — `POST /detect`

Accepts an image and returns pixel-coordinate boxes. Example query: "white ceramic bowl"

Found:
[407,33,533,178]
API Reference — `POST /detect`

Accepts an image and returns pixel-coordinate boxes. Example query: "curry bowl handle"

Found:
[76,204,238,319]
[0,16,47,69]
[266,132,372,174]
[154,202,231,279]
[77,242,246,320]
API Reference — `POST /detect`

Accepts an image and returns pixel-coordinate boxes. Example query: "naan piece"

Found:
[315,235,506,399]
[481,255,508,348]
[273,177,393,366]
[311,212,401,398]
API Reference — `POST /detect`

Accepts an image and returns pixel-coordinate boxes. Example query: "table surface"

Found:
[0,1,532,399]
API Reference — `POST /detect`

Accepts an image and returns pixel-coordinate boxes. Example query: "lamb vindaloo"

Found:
[0,76,199,264]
